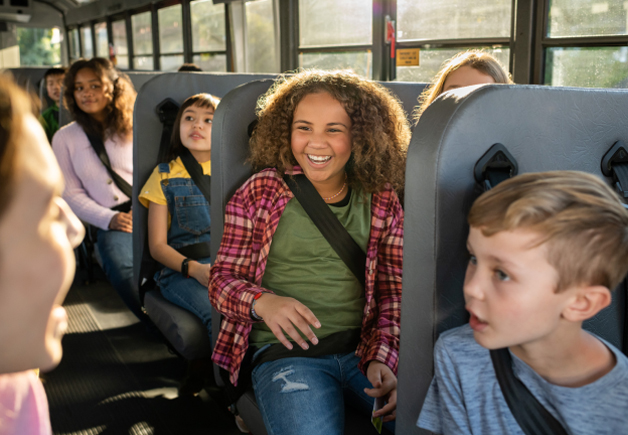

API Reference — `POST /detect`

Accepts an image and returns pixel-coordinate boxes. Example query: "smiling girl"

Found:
[210,70,410,435]
[139,93,220,341]
[52,58,141,319]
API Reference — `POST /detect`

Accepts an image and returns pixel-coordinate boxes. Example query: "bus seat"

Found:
[210,78,429,435]
[382,81,427,128]
[132,72,276,363]
[396,83,628,435]
[6,67,48,93]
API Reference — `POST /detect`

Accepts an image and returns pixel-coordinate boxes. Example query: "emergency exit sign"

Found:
[396,48,420,66]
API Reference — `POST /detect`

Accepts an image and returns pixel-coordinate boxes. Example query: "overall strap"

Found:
[86,133,133,199]
[283,173,366,288]
[179,148,211,204]
[490,348,569,435]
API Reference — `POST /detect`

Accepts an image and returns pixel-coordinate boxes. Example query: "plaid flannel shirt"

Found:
[209,167,403,385]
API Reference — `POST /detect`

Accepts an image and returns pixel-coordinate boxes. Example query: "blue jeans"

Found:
[157,258,213,340]
[97,229,143,320]
[251,352,394,435]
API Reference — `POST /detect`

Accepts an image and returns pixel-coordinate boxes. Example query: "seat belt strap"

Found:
[86,133,133,199]
[156,98,181,163]
[179,148,211,204]
[283,174,366,288]
[491,349,569,435]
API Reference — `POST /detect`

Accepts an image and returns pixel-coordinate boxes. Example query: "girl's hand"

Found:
[365,361,397,422]
[254,293,321,350]
[188,261,211,287]
[109,211,132,233]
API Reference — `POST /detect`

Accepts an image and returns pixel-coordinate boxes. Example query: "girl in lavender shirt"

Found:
[0,76,84,434]
[52,58,142,319]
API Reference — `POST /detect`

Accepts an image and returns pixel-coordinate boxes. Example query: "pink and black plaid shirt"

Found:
[209,167,403,385]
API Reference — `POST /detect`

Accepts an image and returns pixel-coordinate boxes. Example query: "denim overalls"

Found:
[155,163,212,339]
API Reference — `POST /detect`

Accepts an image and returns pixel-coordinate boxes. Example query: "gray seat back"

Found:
[209,79,426,434]
[6,67,47,93]
[396,84,628,435]
[132,72,277,295]
[5,67,50,114]
[210,78,427,352]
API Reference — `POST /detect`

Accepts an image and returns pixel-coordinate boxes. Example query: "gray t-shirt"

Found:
[417,324,628,435]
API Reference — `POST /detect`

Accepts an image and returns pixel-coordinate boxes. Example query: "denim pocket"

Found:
[174,194,211,235]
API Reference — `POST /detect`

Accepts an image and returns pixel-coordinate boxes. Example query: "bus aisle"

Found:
[41,267,241,435]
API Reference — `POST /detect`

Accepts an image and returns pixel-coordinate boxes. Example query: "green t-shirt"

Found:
[250,188,372,347]
[40,104,59,143]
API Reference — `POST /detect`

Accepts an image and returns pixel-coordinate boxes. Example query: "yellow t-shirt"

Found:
[139,156,211,228]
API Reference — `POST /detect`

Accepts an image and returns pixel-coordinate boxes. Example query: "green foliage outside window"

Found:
[17,27,61,66]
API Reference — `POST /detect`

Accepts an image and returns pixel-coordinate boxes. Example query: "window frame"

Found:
[532,0,628,85]
[109,14,131,70]
[392,1,514,82]
[62,0,628,85]
[188,0,229,72]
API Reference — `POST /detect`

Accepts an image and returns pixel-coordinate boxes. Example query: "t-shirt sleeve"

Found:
[417,336,473,435]
[138,166,167,208]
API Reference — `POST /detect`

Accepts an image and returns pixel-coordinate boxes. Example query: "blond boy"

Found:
[418,171,628,434]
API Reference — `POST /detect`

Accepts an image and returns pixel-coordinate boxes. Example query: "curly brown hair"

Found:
[249,69,411,193]
[64,58,136,140]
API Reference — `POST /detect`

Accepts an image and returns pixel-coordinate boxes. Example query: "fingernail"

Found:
[287,343,293,350]
[312,337,319,345]
[314,322,321,328]
[301,343,309,350]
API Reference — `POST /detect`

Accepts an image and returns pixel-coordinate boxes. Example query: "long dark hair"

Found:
[163,93,220,163]
[64,58,136,140]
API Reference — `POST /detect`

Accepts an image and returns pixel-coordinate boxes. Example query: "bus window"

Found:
[17,28,61,66]
[112,20,129,70]
[132,11,153,70]
[397,47,510,83]
[299,0,371,46]
[299,51,372,78]
[395,0,511,82]
[298,0,372,77]
[544,1,628,88]
[548,0,628,37]
[81,25,94,58]
[94,22,108,59]
[158,4,184,71]
[545,47,628,88]
[191,0,227,71]
[397,0,510,41]
[244,0,279,73]
[68,28,80,63]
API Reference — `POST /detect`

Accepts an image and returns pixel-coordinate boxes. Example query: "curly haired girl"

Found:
[210,69,410,435]
[53,58,141,319]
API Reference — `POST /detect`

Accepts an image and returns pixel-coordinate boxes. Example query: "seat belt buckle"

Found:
[474,143,518,191]
[601,140,628,199]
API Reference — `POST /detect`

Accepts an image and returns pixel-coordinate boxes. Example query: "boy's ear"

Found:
[562,285,612,322]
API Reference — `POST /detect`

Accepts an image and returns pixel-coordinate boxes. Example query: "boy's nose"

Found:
[463,268,485,301]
